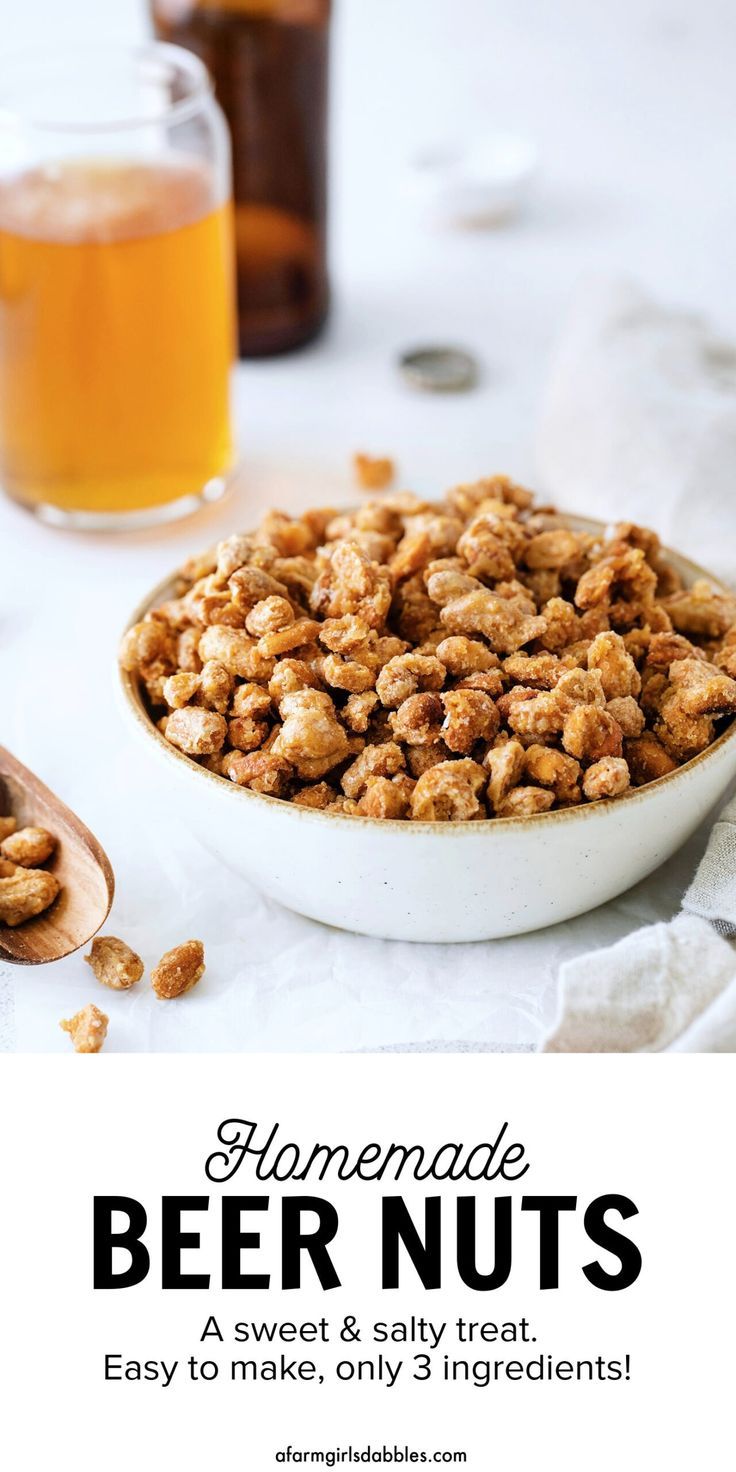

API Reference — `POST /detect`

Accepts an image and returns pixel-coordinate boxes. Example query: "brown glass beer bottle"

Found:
[152,0,330,357]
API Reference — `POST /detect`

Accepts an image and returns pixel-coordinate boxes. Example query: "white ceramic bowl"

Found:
[118,527,736,943]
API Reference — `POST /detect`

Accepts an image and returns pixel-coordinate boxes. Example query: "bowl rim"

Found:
[118,512,736,836]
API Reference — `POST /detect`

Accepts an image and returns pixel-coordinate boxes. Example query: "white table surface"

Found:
[2,0,735,1051]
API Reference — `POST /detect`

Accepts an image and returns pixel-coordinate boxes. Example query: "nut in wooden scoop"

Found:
[0,746,114,965]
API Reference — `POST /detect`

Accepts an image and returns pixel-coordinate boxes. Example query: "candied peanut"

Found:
[256,508,316,556]
[60,1003,108,1053]
[574,562,615,609]
[86,936,144,990]
[151,939,205,1000]
[357,776,411,819]
[538,597,579,652]
[435,636,497,677]
[342,691,380,732]
[654,705,714,762]
[1,826,56,868]
[393,577,442,644]
[119,616,174,673]
[390,693,444,746]
[318,615,373,653]
[405,742,451,777]
[353,452,395,490]
[228,564,290,613]
[497,786,556,817]
[163,671,201,709]
[257,617,321,659]
[376,652,446,707]
[335,529,397,563]
[562,706,623,762]
[325,797,361,815]
[714,645,736,679]
[606,696,646,737]
[456,516,518,581]
[665,657,736,717]
[525,528,581,569]
[199,660,234,713]
[587,631,641,699]
[441,690,499,754]
[524,568,561,605]
[625,734,677,785]
[446,474,533,518]
[245,596,295,637]
[523,745,581,803]
[224,749,292,795]
[640,669,669,716]
[455,669,504,697]
[165,708,227,756]
[645,630,704,670]
[0,816,16,842]
[438,587,546,654]
[583,757,631,801]
[228,716,269,752]
[577,608,611,639]
[408,512,463,556]
[664,580,736,639]
[0,859,16,878]
[273,553,320,600]
[502,652,562,690]
[268,658,321,702]
[216,532,257,579]
[322,653,376,693]
[391,773,417,802]
[484,739,526,810]
[231,682,272,719]
[292,782,336,810]
[310,541,392,628]
[410,759,487,821]
[198,626,259,679]
[176,621,203,674]
[186,575,243,628]
[275,690,350,778]
[341,742,405,799]
[352,502,403,536]
[0,867,60,926]
[507,690,563,740]
[390,531,433,582]
[424,567,482,606]
[554,667,606,712]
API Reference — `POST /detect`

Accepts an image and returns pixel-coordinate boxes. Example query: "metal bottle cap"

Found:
[399,345,478,392]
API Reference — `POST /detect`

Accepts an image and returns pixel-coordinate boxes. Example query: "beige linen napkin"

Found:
[538,279,736,1052]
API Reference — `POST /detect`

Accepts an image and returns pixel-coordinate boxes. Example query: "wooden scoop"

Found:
[0,746,114,965]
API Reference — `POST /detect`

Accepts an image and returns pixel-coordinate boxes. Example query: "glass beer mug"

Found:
[0,44,236,528]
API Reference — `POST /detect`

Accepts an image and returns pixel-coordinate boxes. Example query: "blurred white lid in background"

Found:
[407,131,539,226]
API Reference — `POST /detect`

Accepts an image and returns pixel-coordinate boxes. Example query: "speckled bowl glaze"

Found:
[118,521,736,942]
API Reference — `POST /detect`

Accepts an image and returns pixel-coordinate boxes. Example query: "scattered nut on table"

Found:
[0,868,61,926]
[1,825,56,868]
[85,935,144,990]
[151,939,206,999]
[60,1003,109,1054]
[353,452,395,491]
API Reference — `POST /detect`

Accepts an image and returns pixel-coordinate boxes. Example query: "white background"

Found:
[1,1054,732,1469]
[2,1,736,1050]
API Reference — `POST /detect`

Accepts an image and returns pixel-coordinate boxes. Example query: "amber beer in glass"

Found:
[0,45,236,528]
